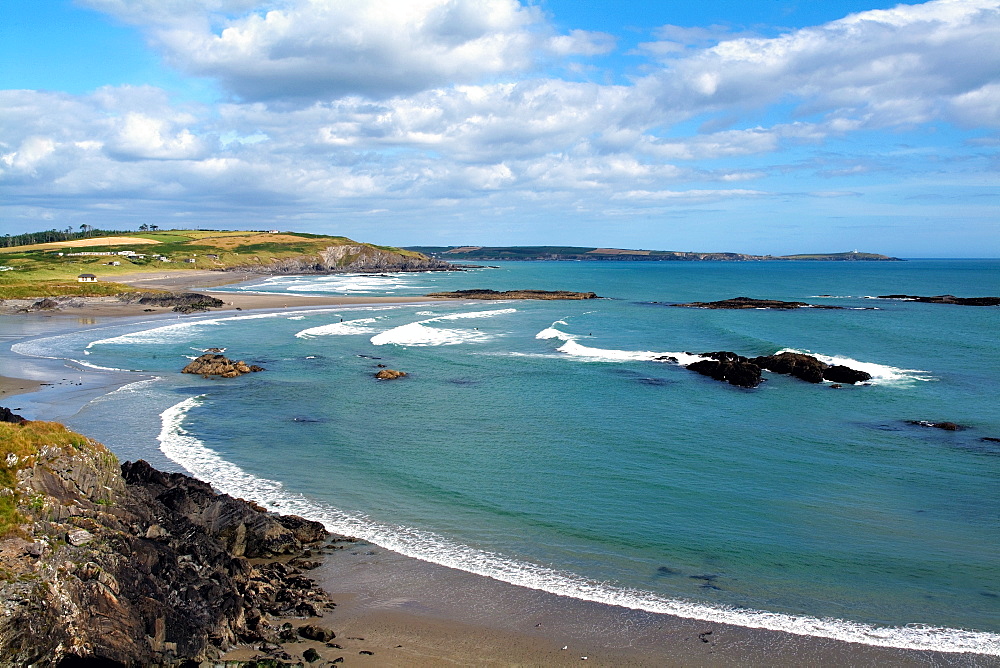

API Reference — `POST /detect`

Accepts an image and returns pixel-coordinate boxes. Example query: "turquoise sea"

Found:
[12,260,1000,654]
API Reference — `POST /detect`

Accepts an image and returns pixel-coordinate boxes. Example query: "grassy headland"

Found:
[0,229,428,299]
[406,246,902,262]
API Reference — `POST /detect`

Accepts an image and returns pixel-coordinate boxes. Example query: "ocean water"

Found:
[13,260,1000,655]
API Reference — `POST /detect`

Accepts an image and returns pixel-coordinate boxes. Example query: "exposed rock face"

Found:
[823,365,873,384]
[0,428,330,666]
[119,292,225,313]
[182,353,265,378]
[0,407,25,424]
[230,245,453,274]
[686,352,763,388]
[374,369,407,380]
[670,297,843,310]
[877,294,1000,306]
[427,289,600,300]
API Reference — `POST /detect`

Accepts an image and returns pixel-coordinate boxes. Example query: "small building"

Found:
[77,274,97,282]
[157,256,170,262]
[184,258,196,263]
[205,254,219,259]
[107,261,121,266]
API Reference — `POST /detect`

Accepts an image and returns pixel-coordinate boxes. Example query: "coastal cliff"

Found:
[0,415,331,666]
[229,244,453,274]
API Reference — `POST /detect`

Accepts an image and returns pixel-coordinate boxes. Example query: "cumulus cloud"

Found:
[641,0,1000,128]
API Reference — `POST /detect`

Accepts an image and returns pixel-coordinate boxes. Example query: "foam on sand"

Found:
[157,396,1000,656]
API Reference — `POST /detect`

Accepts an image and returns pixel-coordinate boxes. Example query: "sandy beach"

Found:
[2,270,997,666]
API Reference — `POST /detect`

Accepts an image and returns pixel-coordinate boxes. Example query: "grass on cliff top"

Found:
[0,422,96,537]
[0,229,427,297]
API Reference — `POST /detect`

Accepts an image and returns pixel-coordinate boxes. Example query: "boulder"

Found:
[182,353,265,377]
[752,352,827,383]
[823,364,872,384]
[686,352,763,388]
[375,369,407,380]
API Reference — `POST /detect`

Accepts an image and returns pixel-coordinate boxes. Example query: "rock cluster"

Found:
[0,429,331,666]
[374,369,407,380]
[182,353,265,378]
[877,294,1000,306]
[670,296,843,310]
[428,289,599,300]
[664,351,872,388]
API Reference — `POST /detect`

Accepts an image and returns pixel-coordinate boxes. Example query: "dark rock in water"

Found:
[752,352,827,383]
[0,406,26,424]
[688,352,762,388]
[182,353,265,378]
[670,296,843,310]
[830,384,842,389]
[982,437,1000,443]
[822,364,872,384]
[427,289,599,300]
[877,294,1000,306]
[656,566,680,575]
[908,420,966,431]
[375,369,407,380]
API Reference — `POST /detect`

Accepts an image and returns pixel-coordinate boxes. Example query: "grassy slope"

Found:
[0,421,98,536]
[0,230,424,298]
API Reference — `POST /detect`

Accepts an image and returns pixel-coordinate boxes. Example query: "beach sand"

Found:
[3,271,996,666]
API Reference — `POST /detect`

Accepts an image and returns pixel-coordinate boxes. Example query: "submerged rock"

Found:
[427,289,599,300]
[182,353,265,378]
[877,294,1000,306]
[908,420,966,431]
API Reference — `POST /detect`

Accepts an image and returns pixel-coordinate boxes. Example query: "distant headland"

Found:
[406,246,902,262]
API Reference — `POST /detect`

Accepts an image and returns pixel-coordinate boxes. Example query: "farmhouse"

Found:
[77,274,97,282]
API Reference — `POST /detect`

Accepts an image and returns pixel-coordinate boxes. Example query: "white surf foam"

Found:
[157,397,1000,656]
[775,348,934,385]
[69,359,130,372]
[295,318,379,339]
[371,309,515,347]
[536,322,704,365]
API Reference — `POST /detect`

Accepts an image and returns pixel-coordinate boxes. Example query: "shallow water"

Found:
[13,260,1000,654]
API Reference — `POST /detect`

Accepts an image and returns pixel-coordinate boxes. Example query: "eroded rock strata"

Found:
[428,289,599,300]
[0,414,331,666]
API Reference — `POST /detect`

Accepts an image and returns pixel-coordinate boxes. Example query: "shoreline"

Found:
[2,274,998,664]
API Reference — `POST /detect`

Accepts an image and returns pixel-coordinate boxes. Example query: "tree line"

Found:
[0,226,151,248]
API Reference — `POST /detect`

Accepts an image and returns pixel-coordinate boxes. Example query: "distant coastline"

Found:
[406,246,902,262]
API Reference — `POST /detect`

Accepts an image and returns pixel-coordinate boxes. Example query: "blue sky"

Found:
[2,0,998,256]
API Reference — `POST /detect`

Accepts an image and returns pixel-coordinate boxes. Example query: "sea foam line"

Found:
[158,397,999,656]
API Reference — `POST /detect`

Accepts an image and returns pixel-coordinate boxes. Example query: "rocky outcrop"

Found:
[118,292,225,313]
[670,297,844,310]
[0,407,25,424]
[663,351,872,388]
[229,245,453,274]
[685,352,762,388]
[0,419,331,666]
[182,353,265,378]
[374,369,407,380]
[428,289,600,300]
[876,294,1000,306]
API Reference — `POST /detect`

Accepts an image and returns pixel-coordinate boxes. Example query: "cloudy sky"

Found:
[3,0,998,256]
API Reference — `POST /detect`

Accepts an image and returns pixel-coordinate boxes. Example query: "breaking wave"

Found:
[157,396,1000,656]
[371,309,516,347]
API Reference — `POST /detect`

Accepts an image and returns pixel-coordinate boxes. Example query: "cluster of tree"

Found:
[0,226,152,248]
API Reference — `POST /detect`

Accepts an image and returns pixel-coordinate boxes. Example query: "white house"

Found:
[77,274,97,282]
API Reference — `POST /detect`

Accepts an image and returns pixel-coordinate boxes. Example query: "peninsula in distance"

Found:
[406,246,902,262]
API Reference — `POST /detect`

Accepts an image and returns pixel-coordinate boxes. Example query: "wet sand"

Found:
[0,374,43,399]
